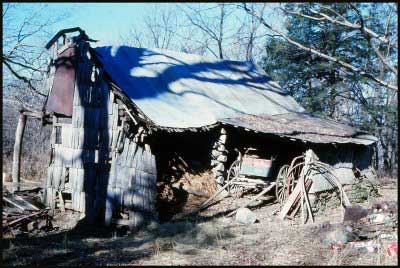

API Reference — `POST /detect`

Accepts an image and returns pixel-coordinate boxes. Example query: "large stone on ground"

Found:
[235,207,258,225]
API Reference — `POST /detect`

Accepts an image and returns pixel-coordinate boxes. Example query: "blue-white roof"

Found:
[93,46,305,128]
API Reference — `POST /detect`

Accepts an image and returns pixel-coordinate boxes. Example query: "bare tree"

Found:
[2,3,69,109]
[180,3,238,59]
[242,3,398,91]
[121,3,279,62]
[233,3,269,62]
[121,5,178,50]
[2,3,70,181]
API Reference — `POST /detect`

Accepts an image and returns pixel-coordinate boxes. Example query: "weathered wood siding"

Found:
[43,39,157,226]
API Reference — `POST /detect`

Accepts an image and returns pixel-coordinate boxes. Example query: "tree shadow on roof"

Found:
[93,46,303,126]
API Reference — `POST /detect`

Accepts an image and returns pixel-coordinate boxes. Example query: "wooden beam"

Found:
[12,113,27,192]
[278,181,303,220]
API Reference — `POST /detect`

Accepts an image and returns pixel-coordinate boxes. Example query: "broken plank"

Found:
[3,197,26,212]
[278,179,313,220]
[5,211,44,227]
[13,195,40,211]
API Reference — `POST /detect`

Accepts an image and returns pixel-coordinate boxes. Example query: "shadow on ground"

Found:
[2,203,239,266]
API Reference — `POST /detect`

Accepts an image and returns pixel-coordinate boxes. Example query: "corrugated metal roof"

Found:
[93,46,304,128]
[219,113,377,145]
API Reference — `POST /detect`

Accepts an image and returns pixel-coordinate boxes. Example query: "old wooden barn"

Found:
[11,28,378,228]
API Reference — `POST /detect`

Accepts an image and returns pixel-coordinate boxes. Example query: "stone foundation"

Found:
[310,179,380,214]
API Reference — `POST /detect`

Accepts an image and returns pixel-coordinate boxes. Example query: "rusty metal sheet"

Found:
[45,46,76,116]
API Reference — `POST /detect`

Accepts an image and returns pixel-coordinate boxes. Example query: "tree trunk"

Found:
[12,113,27,192]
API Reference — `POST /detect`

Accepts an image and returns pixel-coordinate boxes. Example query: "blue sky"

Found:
[60,3,179,45]
[5,3,176,46]
[5,3,283,47]
[44,3,165,46]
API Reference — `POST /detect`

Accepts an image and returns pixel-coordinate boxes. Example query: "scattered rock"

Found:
[235,207,258,225]
[367,213,386,224]
[348,241,380,253]
[321,225,351,246]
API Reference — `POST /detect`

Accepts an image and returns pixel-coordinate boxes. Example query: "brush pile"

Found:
[3,188,54,237]
[317,200,398,256]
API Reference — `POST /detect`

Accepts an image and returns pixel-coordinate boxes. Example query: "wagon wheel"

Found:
[275,164,290,204]
[226,160,244,198]
[286,162,304,192]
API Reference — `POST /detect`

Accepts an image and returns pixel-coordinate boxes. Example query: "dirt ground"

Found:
[2,179,398,266]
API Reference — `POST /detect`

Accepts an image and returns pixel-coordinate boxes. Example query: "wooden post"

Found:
[12,113,27,192]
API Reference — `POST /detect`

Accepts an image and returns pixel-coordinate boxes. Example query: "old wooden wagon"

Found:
[225,148,275,198]
[11,28,378,228]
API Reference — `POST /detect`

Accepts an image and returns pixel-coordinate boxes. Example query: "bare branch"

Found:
[384,4,395,38]
[281,8,325,21]
[350,4,398,75]
[318,4,348,22]
[4,97,43,114]
[3,57,45,73]
[281,4,394,46]
[181,3,232,59]
[242,3,397,91]
[3,60,46,97]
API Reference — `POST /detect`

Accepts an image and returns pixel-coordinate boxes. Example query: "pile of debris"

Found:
[157,152,217,221]
[3,188,54,237]
[317,201,398,256]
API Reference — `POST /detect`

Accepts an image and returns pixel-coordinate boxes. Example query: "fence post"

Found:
[12,113,27,192]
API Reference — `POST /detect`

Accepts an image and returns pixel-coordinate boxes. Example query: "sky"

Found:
[5,3,165,46]
[3,2,285,82]
[4,2,284,47]
[56,3,175,46]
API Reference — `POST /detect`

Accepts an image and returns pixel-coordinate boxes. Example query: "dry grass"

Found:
[3,179,397,266]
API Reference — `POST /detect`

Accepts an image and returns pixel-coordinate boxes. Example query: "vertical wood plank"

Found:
[112,104,119,128]
[150,153,156,175]
[104,185,113,226]
[76,168,85,193]
[72,148,83,168]
[129,141,137,167]
[46,165,54,188]
[108,91,114,115]
[73,78,81,106]
[69,168,76,192]
[79,191,86,213]
[53,166,63,191]
[135,146,143,172]
[148,174,157,214]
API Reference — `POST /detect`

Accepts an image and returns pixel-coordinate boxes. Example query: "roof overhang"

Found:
[218,113,377,145]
